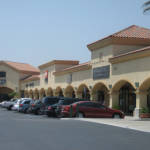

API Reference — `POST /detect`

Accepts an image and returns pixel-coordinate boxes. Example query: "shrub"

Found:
[113,105,120,110]
[140,107,150,113]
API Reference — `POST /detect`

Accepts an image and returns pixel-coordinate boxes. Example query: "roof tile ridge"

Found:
[112,25,137,37]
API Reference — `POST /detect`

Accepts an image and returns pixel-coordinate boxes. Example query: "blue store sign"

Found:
[93,65,110,80]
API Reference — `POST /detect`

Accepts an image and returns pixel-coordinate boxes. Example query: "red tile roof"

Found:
[87,25,150,50]
[54,62,91,75]
[39,60,79,69]
[112,25,150,39]
[0,61,40,75]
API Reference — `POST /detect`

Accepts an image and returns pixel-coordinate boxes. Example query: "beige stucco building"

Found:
[1,25,150,118]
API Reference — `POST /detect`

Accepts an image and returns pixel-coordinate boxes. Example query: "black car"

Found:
[33,96,60,115]
[54,97,88,117]
[27,99,40,114]
[45,103,58,117]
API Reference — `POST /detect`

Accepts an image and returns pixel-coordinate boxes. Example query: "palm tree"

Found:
[143,1,150,14]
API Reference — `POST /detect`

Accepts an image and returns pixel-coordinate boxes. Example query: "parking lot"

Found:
[0,108,150,150]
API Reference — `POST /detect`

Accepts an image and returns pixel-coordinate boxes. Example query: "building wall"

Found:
[0,64,20,91]
[112,45,144,56]
[111,56,150,86]
[55,69,92,89]
[21,80,40,91]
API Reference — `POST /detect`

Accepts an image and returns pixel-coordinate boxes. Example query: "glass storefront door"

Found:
[97,91,105,105]
[119,84,136,115]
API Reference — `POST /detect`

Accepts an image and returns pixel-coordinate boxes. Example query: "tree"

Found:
[143,0,150,14]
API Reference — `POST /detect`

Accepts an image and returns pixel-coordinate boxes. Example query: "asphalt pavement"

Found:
[0,108,150,150]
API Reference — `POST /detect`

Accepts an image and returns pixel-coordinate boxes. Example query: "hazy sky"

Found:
[0,0,149,67]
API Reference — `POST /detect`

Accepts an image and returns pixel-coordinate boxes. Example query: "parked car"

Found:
[12,98,32,111]
[33,96,60,115]
[45,103,59,117]
[26,99,39,114]
[55,98,88,117]
[5,98,17,110]
[19,99,34,113]
[0,101,7,108]
[60,101,125,118]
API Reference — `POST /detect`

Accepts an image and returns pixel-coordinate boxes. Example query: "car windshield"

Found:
[58,99,74,105]
[42,97,58,105]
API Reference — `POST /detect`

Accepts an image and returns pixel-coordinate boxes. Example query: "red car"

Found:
[61,101,125,118]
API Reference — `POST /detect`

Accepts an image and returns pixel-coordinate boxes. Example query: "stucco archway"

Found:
[92,82,109,106]
[64,85,75,98]
[29,89,34,99]
[112,80,136,115]
[34,89,39,99]
[139,77,150,109]
[46,87,53,96]
[40,88,46,99]
[0,87,14,101]
[55,87,64,97]
[24,90,29,98]
[77,84,90,100]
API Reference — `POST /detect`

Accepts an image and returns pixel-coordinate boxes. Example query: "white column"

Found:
[134,90,147,119]
[109,91,119,108]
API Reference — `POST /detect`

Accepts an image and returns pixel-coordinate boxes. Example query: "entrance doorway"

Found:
[0,87,14,101]
[97,91,105,105]
[119,84,136,115]
[82,87,90,100]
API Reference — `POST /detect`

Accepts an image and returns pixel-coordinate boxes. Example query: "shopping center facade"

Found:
[1,25,150,118]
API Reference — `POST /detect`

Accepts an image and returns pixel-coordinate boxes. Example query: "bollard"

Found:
[76,104,79,117]
[69,105,73,118]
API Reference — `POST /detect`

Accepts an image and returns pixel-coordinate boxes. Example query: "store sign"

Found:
[93,65,110,80]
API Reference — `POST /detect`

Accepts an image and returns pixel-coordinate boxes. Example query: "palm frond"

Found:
[143,1,150,14]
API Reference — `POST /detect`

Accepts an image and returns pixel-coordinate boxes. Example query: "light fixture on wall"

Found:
[135,82,139,88]
[15,87,18,92]
[89,85,92,89]
[109,84,112,89]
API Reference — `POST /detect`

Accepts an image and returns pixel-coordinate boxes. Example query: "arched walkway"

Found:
[34,89,39,99]
[0,87,14,101]
[40,88,46,99]
[64,85,75,98]
[92,82,109,106]
[55,87,64,97]
[77,84,90,100]
[24,90,29,98]
[29,90,34,99]
[46,87,53,96]
[139,77,150,109]
[112,80,136,115]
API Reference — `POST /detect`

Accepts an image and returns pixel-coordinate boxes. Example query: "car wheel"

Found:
[37,109,42,115]
[113,113,121,119]
[7,106,12,111]
[77,112,84,118]
[24,109,27,114]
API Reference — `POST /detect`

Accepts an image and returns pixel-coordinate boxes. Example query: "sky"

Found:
[0,0,149,67]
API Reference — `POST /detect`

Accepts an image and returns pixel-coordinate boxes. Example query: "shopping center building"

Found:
[1,25,150,118]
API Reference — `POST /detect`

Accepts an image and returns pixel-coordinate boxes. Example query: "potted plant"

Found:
[140,107,150,118]
[112,105,121,110]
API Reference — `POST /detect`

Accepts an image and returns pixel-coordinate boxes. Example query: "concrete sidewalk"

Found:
[62,117,150,133]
